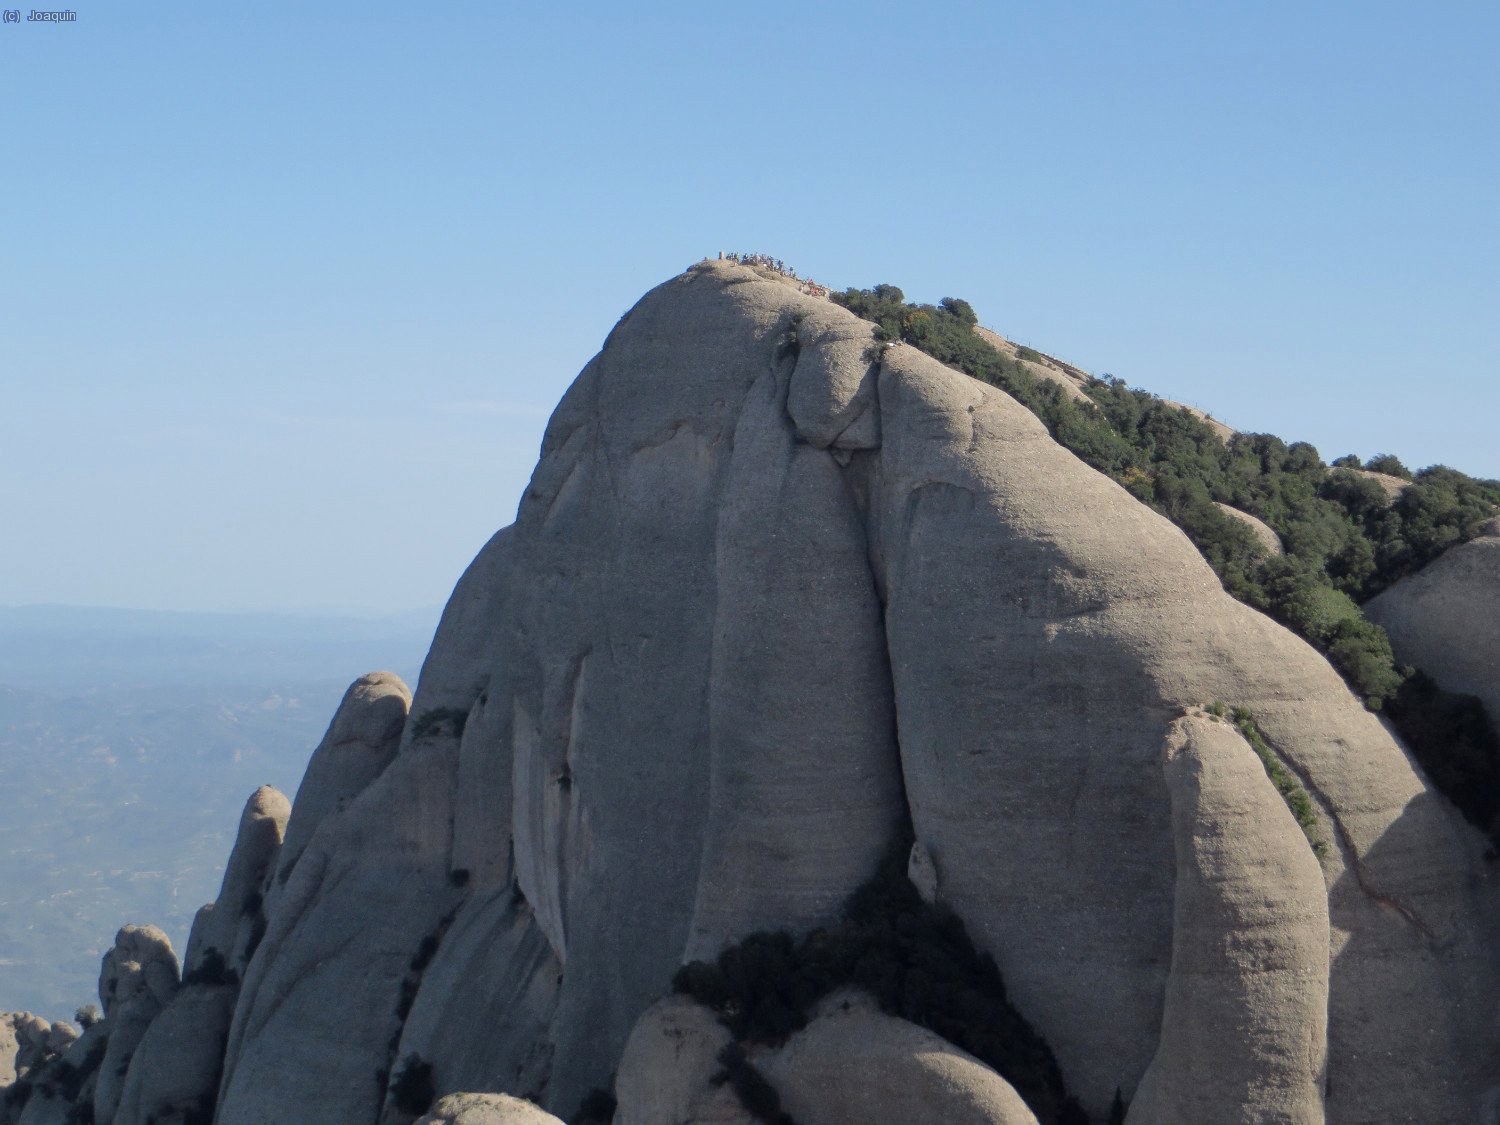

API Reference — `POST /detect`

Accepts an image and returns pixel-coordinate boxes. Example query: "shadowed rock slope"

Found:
[4,259,1498,1125]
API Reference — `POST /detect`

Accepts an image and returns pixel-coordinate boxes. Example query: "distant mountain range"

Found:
[0,604,437,1013]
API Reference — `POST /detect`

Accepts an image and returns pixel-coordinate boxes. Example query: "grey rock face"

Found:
[1127,713,1329,1124]
[113,785,289,1125]
[9,1020,99,1125]
[414,1092,565,1124]
[44,259,1496,1124]
[862,332,1492,1118]
[272,670,412,886]
[759,992,1042,1125]
[0,1013,75,1090]
[388,261,1498,1119]
[0,1017,16,1090]
[612,996,732,1125]
[186,784,289,977]
[615,992,1041,1125]
[1366,518,1500,725]
[214,674,471,1125]
[92,926,180,1125]
[111,984,234,1125]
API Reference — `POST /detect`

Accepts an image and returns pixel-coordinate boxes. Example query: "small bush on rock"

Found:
[389,1053,435,1116]
[570,1087,617,1125]
[410,707,469,742]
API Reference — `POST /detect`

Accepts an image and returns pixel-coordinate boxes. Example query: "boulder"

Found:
[0,1016,16,1090]
[98,925,178,1019]
[864,328,1489,1118]
[759,992,1042,1125]
[616,992,1042,1125]
[414,1092,565,1124]
[613,996,733,1125]
[13,1021,103,1125]
[1365,517,1500,725]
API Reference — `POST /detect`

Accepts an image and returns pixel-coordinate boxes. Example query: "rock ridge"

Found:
[5,258,1498,1125]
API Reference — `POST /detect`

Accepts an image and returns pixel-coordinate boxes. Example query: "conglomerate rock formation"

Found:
[1366,516,1500,726]
[4,259,1499,1125]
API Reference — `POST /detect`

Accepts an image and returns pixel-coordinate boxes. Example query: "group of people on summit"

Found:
[719,251,829,298]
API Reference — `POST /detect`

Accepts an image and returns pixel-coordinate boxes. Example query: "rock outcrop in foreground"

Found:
[4,259,1498,1125]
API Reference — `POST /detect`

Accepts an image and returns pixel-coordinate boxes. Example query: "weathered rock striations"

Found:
[10,258,1500,1125]
[214,671,443,1125]
[1127,713,1329,1124]
[1366,516,1500,724]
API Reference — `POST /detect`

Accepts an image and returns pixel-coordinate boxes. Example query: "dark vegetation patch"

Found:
[380,909,461,1113]
[832,283,1500,845]
[410,706,470,742]
[1387,672,1500,849]
[713,1043,795,1124]
[27,1032,107,1107]
[389,1053,435,1116]
[241,913,268,964]
[570,1087,618,1125]
[182,947,238,988]
[1210,704,1328,858]
[182,1094,216,1125]
[674,833,1088,1125]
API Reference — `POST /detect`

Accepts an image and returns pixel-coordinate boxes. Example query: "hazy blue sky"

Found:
[4,1,1496,613]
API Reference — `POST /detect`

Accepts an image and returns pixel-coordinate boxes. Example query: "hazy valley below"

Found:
[0,605,436,1015]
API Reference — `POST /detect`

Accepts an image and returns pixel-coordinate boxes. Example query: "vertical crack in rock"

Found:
[685,359,904,961]
[1260,729,1439,942]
